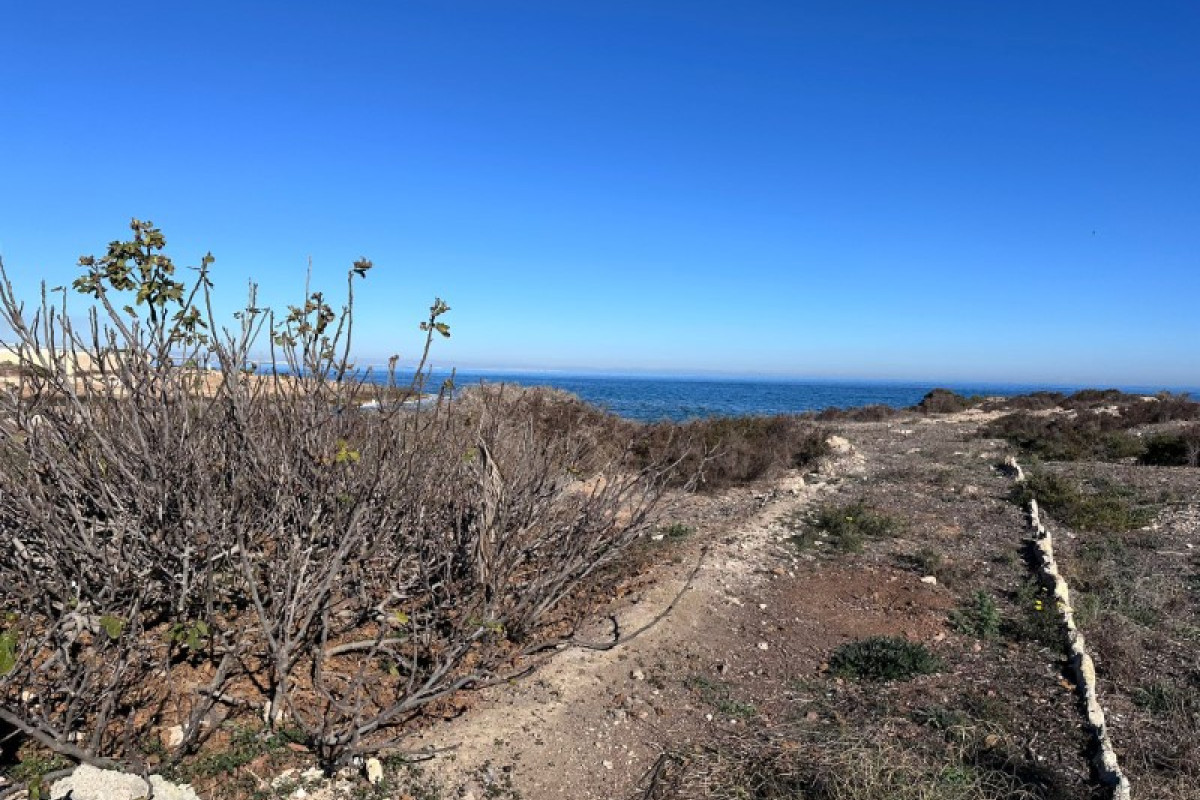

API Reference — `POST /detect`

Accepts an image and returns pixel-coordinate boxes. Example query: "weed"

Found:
[1005,579,1060,647]
[949,591,1001,639]
[906,546,944,575]
[792,501,901,554]
[6,752,70,800]
[685,675,758,719]
[658,523,694,540]
[1132,680,1196,717]
[828,636,942,681]
[175,724,304,781]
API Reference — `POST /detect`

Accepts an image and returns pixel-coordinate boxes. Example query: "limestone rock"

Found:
[50,765,200,800]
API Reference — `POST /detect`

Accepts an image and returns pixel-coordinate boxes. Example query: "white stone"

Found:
[756,641,769,651]
[365,757,384,785]
[165,724,185,748]
[920,575,938,585]
[50,765,201,800]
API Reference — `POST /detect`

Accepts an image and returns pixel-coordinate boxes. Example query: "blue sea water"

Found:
[396,370,1195,423]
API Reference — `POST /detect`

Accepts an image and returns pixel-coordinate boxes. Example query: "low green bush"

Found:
[829,636,942,681]
[1009,472,1154,532]
[1141,425,1200,466]
[793,500,901,554]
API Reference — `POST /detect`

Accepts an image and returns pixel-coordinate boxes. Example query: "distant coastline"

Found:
[363,369,1200,422]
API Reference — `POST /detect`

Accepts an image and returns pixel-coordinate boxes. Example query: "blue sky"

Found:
[1,1,1197,386]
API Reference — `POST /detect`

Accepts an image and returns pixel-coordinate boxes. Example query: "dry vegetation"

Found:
[0,221,834,797]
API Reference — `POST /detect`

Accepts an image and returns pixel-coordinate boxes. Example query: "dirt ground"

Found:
[399,409,1200,800]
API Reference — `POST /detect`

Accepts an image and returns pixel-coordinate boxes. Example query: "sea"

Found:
[383,370,1196,423]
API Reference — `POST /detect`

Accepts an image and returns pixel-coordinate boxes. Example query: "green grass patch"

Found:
[790,501,902,554]
[1009,471,1154,532]
[828,636,942,681]
[948,591,1001,639]
[685,674,758,719]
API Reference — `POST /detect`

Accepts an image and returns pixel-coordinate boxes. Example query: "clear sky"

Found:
[1,2,1197,386]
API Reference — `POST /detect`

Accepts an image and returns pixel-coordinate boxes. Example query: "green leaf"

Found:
[0,631,18,675]
[99,615,125,640]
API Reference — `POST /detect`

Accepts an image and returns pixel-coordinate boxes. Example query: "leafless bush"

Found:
[453,383,638,477]
[813,404,901,422]
[0,220,668,772]
[627,415,829,492]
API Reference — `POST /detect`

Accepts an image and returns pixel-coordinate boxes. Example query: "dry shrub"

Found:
[913,389,981,414]
[982,412,1145,462]
[984,392,1066,412]
[1114,392,1200,425]
[814,404,901,422]
[0,220,670,772]
[628,414,829,492]
[453,383,636,477]
[644,728,1054,800]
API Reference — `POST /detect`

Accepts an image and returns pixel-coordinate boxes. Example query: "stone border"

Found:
[1008,458,1131,800]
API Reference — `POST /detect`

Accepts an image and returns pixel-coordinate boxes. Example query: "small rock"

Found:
[757,641,769,651]
[602,760,614,770]
[920,576,938,585]
[365,757,384,785]
[630,669,645,681]
[165,725,185,749]
[826,435,853,454]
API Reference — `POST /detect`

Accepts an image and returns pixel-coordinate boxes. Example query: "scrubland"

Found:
[0,223,1196,799]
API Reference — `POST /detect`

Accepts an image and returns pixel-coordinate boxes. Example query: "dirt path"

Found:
[408,434,957,799]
